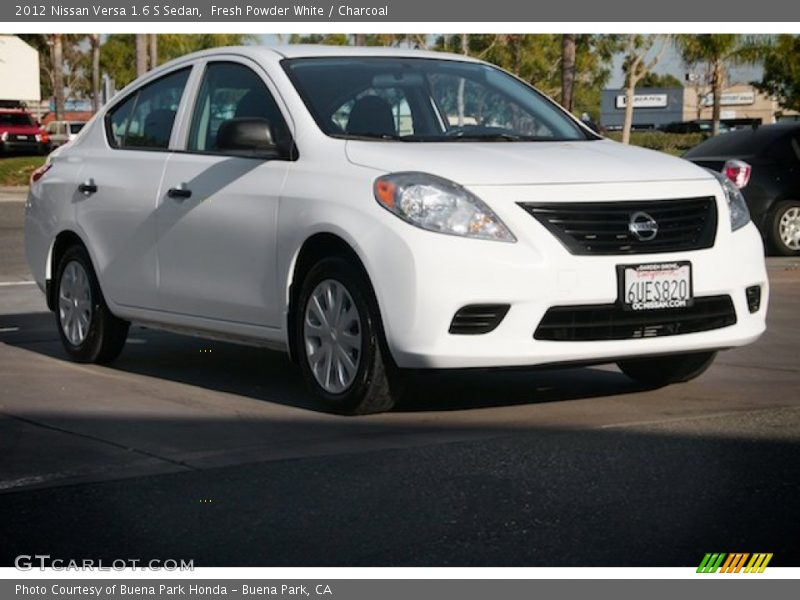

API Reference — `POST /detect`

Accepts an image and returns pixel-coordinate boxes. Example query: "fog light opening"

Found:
[746,285,762,313]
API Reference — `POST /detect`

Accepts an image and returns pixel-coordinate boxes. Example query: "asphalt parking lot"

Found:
[1,192,799,566]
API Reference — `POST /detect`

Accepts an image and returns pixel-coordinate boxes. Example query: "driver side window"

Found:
[188,61,291,154]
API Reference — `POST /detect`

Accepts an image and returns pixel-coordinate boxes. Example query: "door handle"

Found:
[78,179,97,195]
[167,185,192,199]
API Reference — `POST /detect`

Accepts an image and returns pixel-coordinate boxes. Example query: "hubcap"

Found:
[303,279,362,394]
[779,206,800,251]
[58,260,92,346]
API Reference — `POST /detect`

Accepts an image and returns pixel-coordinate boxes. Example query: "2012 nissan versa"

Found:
[25,46,768,414]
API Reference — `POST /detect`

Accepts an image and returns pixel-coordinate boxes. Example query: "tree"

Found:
[638,71,683,88]
[431,34,617,121]
[19,34,91,107]
[621,34,671,144]
[755,34,800,112]
[135,34,148,76]
[676,34,769,136]
[149,34,158,70]
[288,34,350,46]
[100,34,255,89]
[89,34,101,113]
[52,35,65,120]
[561,34,577,112]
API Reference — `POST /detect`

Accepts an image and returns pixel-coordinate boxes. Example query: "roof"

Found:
[269,44,483,63]
[154,44,484,72]
[684,122,800,158]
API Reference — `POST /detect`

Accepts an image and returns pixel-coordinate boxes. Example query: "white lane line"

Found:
[0,327,20,333]
[0,281,36,287]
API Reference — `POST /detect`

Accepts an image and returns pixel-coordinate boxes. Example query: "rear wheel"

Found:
[294,257,402,415]
[55,245,129,363]
[617,351,717,387]
[769,200,800,256]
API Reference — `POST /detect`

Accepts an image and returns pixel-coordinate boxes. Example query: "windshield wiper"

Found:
[340,133,405,141]
[447,132,521,142]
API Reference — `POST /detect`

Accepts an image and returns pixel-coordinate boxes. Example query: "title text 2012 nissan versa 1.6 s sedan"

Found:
[25,46,768,414]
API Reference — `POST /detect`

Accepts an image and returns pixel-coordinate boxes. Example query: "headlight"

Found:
[373,172,516,242]
[708,169,750,231]
[0,132,7,142]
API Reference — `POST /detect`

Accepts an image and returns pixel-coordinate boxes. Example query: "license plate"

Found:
[617,261,693,311]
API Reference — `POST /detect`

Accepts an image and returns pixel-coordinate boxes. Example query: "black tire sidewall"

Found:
[294,257,387,412]
[770,201,800,256]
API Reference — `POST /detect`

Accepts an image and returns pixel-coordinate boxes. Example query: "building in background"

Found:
[601,84,799,130]
[600,87,685,131]
[0,35,41,104]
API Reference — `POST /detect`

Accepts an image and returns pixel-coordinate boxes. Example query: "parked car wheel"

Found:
[769,200,800,256]
[55,245,130,363]
[617,351,717,387]
[294,257,402,415]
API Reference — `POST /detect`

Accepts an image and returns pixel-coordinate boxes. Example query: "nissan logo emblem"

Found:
[628,211,658,241]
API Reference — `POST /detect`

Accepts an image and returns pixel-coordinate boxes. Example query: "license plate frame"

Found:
[616,261,694,311]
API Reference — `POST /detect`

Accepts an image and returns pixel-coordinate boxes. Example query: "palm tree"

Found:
[89,34,101,113]
[149,34,158,70]
[51,34,65,120]
[561,34,577,112]
[135,34,148,76]
[676,35,770,136]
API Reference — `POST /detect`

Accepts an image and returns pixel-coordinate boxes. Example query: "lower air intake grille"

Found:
[534,295,736,341]
[449,304,510,335]
[519,197,717,255]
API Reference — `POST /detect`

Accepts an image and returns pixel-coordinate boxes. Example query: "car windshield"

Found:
[0,112,35,127]
[282,57,593,142]
[69,123,85,134]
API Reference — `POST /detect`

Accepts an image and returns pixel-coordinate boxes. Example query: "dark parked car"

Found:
[662,120,730,134]
[684,122,800,255]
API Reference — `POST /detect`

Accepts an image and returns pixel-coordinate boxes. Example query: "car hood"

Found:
[345,138,710,186]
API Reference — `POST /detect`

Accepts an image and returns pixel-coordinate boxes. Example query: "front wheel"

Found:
[294,257,402,415]
[617,351,717,387]
[55,245,129,364]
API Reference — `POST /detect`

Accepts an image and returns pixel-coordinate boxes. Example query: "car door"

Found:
[75,66,192,310]
[155,59,294,327]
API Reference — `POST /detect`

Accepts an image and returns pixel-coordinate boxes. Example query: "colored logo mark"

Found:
[697,553,773,573]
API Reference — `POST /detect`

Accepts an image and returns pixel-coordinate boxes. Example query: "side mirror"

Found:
[216,117,280,159]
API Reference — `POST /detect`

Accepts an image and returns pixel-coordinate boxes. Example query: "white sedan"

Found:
[25,45,768,414]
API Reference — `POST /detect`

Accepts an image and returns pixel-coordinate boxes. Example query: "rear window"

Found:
[0,112,35,127]
[69,123,85,134]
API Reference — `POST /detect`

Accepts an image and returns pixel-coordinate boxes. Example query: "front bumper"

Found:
[1,140,47,154]
[365,180,768,369]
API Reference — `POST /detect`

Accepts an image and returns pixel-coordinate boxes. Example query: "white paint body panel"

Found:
[24,46,768,370]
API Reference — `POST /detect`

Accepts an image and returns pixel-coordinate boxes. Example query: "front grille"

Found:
[534,295,736,341]
[449,304,510,335]
[519,197,717,255]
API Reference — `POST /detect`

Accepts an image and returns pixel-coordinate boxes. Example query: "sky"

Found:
[607,43,764,89]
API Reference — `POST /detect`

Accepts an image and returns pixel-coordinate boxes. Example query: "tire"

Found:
[768,200,800,256]
[54,244,129,364]
[617,351,717,387]
[293,256,402,415]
